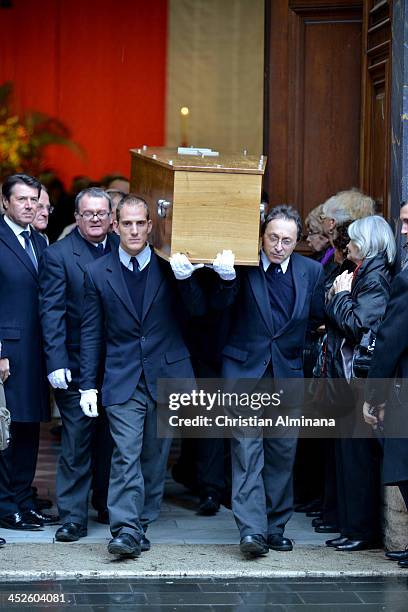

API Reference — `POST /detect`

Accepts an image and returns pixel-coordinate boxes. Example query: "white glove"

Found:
[48,368,72,389]
[212,250,236,281]
[170,252,204,280]
[79,389,98,418]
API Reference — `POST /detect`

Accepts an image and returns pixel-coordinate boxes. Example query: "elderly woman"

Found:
[321,189,375,242]
[305,205,338,291]
[324,215,396,551]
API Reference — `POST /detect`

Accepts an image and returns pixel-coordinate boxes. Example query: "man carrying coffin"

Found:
[79,194,203,557]
[212,205,325,557]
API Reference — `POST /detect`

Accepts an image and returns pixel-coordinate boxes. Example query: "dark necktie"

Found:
[95,243,104,257]
[130,256,140,274]
[266,263,281,276]
[21,230,38,271]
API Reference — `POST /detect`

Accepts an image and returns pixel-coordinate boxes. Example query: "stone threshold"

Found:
[0,544,406,581]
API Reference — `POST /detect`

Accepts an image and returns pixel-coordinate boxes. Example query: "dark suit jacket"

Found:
[38,227,119,386]
[365,269,408,485]
[0,216,48,422]
[80,247,201,406]
[218,253,325,380]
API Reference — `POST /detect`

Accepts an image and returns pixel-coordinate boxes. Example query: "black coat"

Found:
[325,254,392,381]
[80,248,202,406]
[0,216,49,422]
[38,228,119,386]
[366,268,408,485]
[217,253,325,380]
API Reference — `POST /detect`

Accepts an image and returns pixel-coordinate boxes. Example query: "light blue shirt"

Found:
[260,249,290,274]
[119,243,151,271]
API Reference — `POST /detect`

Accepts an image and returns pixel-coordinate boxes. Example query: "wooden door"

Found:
[360,0,392,217]
[264,0,363,219]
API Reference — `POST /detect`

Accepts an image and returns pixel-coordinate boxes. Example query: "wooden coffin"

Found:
[129,147,267,265]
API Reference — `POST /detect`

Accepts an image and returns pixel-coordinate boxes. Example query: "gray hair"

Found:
[348,215,396,264]
[75,187,112,213]
[322,189,375,225]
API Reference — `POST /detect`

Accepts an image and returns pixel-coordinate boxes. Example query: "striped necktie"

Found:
[21,230,38,271]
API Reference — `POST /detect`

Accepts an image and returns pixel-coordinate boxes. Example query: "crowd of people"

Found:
[0,174,407,566]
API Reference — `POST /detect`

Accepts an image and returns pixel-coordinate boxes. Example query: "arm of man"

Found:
[38,247,70,374]
[80,268,105,392]
[365,272,408,405]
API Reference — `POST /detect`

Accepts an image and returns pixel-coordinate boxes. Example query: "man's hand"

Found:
[362,401,385,430]
[212,250,236,281]
[48,368,72,390]
[79,389,98,418]
[333,271,353,294]
[170,253,204,280]
[0,358,10,383]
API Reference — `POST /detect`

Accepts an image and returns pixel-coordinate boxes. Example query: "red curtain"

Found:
[0,0,167,186]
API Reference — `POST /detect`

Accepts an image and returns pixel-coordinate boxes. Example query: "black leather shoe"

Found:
[0,512,42,531]
[385,549,408,561]
[326,536,349,548]
[398,559,408,568]
[96,509,109,525]
[312,518,324,528]
[141,534,151,552]
[22,509,60,526]
[315,524,340,534]
[335,539,380,552]
[198,496,220,516]
[267,534,293,551]
[108,533,141,557]
[240,534,268,558]
[55,522,87,542]
[0,538,5,546]
[306,510,322,518]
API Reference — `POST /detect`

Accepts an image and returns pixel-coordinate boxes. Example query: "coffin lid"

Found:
[130,147,267,174]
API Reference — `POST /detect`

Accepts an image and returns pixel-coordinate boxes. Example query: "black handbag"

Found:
[352,330,376,378]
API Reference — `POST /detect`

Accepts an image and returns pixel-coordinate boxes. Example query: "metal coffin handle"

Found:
[157,199,172,218]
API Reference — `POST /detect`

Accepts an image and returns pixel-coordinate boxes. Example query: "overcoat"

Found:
[0,216,48,422]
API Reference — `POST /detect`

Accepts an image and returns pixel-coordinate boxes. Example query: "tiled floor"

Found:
[0,576,407,610]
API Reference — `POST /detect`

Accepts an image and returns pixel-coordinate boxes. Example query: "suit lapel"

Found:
[273,253,307,339]
[70,227,96,273]
[106,250,140,322]
[142,250,164,321]
[0,216,38,279]
[248,265,274,334]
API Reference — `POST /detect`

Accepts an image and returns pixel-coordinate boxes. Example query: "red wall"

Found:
[0,0,167,186]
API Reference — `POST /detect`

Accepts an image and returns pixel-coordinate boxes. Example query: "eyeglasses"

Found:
[267,235,296,248]
[37,204,54,214]
[77,211,111,220]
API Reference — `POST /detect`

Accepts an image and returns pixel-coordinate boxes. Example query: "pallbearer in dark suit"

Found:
[80,194,202,558]
[216,206,325,558]
[39,188,118,542]
[0,174,56,531]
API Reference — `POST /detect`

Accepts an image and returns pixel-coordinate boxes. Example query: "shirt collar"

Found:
[3,214,30,236]
[119,242,151,271]
[261,249,291,274]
